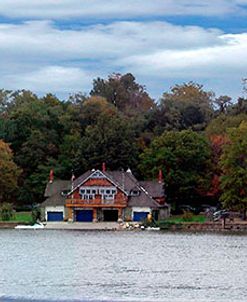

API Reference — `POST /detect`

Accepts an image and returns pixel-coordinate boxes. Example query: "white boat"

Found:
[146,226,160,231]
[15,222,45,229]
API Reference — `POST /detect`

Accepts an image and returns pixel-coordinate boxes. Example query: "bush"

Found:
[0,203,14,221]
[181,211,194,222]
[31,207,41,223]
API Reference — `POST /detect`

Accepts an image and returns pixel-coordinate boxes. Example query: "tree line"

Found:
[0,73,246,216]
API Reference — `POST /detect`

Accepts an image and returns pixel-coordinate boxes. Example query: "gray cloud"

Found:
[0,0,245,19]
[0,21,224,61]
[0,20,246,98]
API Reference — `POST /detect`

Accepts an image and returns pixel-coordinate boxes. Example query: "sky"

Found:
[0,0,247,101]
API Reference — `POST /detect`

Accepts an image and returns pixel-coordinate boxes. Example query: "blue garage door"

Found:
[47,211,63,221]
[75,210,93,222]
[133,212,149,222]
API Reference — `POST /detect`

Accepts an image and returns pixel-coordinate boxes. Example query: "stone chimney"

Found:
[102,162,106,172]
[49,169,54,183]
[158,169,163,183]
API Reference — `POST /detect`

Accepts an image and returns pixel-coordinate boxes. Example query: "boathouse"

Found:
[42,166,169,222]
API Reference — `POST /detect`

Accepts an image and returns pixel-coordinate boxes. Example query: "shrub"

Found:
[0,203,14,221]
[181,211,194,222]
[31,207,41,223]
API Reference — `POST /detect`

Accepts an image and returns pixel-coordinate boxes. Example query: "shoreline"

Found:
[1,221,247,233]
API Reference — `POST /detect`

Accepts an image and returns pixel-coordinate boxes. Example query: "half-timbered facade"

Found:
[42,167,169,222]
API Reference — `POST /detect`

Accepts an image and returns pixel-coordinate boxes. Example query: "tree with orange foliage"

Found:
[0,140,21,202]
[206,135,229,199]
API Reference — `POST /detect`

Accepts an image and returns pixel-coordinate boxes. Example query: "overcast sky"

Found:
[0,0,247,100]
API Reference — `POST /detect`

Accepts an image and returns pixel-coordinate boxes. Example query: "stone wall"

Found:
[161,222,247,232]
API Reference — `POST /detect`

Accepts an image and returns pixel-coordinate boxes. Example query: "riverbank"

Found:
[159,221,247,232]
[1,220,247,232]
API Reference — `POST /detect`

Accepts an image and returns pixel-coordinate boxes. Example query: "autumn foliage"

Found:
[0,140,21,202]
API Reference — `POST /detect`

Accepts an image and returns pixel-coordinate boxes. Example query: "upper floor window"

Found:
[79,186,117,200]
[103,194,114,200]
[79,187,98,195]
[82,194,94,200]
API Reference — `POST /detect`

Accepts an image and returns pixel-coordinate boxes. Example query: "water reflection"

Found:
[0,230,247,302]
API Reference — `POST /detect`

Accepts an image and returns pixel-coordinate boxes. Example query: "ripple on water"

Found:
[0,230,247,302]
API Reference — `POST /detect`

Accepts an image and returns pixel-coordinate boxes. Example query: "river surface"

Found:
[0,230,247,302]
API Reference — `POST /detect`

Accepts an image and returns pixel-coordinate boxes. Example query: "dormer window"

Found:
[61,190,70,196]
[130,189,140,196]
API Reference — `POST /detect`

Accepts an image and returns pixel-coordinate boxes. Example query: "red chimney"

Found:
[158,169,163,183]
[102,162,106,172]
[49,169,54,183]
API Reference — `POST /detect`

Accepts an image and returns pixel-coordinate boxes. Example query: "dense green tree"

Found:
[145,101,181,135]
[206,113,247,136]
[80,113,139,171]
[1,91,66,204]
[220,122,247,218]
[79,96,117,127]
[160,82,214,131]
[139,130,211,206]
[90,73,155,115]
[0,140,21,203]
[56,133,83,178]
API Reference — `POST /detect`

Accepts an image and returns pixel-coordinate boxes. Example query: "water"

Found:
[0,230,247,302]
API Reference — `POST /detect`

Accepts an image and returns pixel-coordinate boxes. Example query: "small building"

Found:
[42,179,71,222]
[42,167,169,222]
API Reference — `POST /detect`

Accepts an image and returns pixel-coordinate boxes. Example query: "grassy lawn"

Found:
[165,214,206,224]
[0,211,33,223]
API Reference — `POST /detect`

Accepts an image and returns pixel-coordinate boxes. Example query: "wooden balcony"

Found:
[66,197,127,208]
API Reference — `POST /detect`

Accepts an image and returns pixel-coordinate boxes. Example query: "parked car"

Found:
[213,209,230,221]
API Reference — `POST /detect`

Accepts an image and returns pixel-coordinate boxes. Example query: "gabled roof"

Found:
[42,192,66,207]
[139,181,164,198]
[72,170,94,189]
[43,180,71,207]
[106,171,162,208]
[44,180,71,198]
[128,192,160,208]
[69,169,129,195]
[104,170,138,193]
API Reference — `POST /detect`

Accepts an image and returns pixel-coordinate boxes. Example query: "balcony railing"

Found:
[66,197,127,207]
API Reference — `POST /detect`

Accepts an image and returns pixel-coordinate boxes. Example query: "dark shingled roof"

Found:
[105,170,138,193]
[43,180,71,207]
[72,170,93,190]
[43,170,166,209]
[106,171,162,208]
[139,181,164,198]
[128,191,161,208]
[44,180,71,197]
